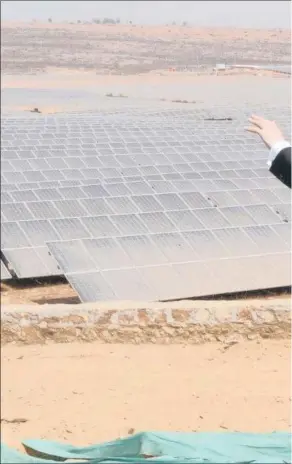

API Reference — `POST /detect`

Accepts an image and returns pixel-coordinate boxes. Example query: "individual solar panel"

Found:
[51,218,90,240]
[36,246,63,275]
[147,180,174,194]
[206,191,239,207]
[131,195,163,212]
[106,196,139,214]
[272,223,291,246]
[244,204,282,225]
[54,199,87,218]
[3,247,59,278]
[155,193,187,211]
[244,225,287,253]
[80,198,113,215]
[173,261,218,298]
[81,215,119,237]
[1,191,14,203]
[219,206,256,226]
[118,235,167,266]
[211,179,237,191]
[3,171,26,184]
[251,189,281,205]
[150,232,198,263]
[47,240,95,273]
[139,212,176,233]
[207,253,291,295]
[213,227,258,257]
[24,170,47,182]
[33,188,63,201]
[1,222,31,249]
[1,258,12,280]
[84,237,133,269]
[19,220,60,246]
[111,214,148,235]
[81,184,109,198]
[230,190,261,205]
[166,210,205,231]
[138,265,185,300]
[190,179,217,192]
[28,201,63,219]
[58,186,85,199]
[183,229,226,259]
[103,268,153,300]
[66,271,116,302]
[1,203,33,221]
[272,188,291,204]
[179,192,211,209]
[9,190,38,203]
[252,177,282,189]
[194,208,230,229]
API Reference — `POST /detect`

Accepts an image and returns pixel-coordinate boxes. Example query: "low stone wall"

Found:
[1,298,290,345]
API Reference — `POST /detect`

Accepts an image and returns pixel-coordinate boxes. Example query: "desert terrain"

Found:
[1,21,291,113]
[1,21,291,458]
[1,22,290,75]
[2,340,290,451]
[1,22,291,113]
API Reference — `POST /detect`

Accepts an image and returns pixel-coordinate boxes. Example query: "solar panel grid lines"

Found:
[1,106,291,299]
[272,223,291,246]
[57,250,291,302]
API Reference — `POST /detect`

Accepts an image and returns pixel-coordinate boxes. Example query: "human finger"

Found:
[245,125,262,134]
[250,114,269,124]
[248,117,263,129]
[250,114,265,122]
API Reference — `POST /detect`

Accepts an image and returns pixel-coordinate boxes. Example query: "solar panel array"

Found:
[1,106,291,301]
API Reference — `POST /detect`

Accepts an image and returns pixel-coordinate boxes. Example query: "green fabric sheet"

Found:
[1,431,291,463]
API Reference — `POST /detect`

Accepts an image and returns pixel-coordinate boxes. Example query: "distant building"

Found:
[215,63,226,71]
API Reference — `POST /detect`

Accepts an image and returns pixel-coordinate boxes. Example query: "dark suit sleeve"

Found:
[269,146,291,188]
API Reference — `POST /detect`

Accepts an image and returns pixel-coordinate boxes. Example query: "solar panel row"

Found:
[1,107,291,301]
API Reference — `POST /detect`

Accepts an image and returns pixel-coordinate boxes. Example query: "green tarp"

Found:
[2,431,291,463]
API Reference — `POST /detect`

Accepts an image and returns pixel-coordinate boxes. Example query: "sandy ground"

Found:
[2,21,290,79]
[2,21,290,40]
[1,21,290,43]
[1,281,79,305]
[2,74,290,114]
[1,280,291,305]
[1,340,290,451]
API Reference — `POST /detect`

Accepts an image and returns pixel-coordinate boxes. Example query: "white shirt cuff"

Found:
[267,140,291,167]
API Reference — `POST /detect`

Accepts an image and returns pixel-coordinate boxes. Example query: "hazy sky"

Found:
[1,1,291,28]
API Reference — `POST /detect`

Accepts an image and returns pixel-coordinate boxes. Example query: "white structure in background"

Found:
[214,63,226,75]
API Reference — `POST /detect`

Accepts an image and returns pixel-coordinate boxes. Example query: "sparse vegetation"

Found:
[106,93,128,98]
[103,18,118,24]
[92,17,120,25]
[171,99,196,104]
[1,25,290,75]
